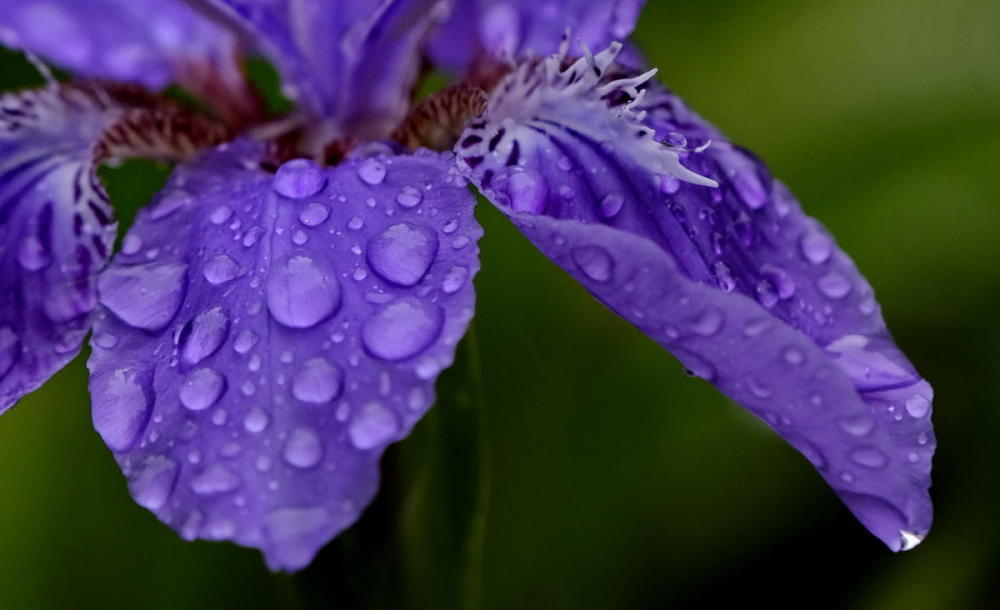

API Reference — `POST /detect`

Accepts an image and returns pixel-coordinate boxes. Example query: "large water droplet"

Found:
[283,428,323,468]
[190,463,242,495]
[266,256,341,329]
[850,447,888,469]
[90,368,151,452]
[291,358,343,404]
[349,402,398,450]
[572,245,613,282]
[396,185,423,208]
[818,271,851,299]
[203,254,240,285]
[0,326,20,380]
[358,158,386,185]
[129,456,178,510]
[179,368,226,411]
[362,298,444,361]
[366,223,439,287]
[98,262,188,331]
[244,407,270,433]
[179,307,230,367]
[210,205,233,225]
[904,394,931,418]
[298,202,330,227]
[800,231,833,264]
[274,159,326,198]
[17,236,51,270]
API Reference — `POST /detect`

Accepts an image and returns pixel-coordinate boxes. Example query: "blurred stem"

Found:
[399,325,491,610]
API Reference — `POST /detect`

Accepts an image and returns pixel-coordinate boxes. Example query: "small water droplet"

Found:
[179,368,226,411]
[129,456,178,510]
[396,185,423,208]
[291,358,343,404]
[274,159,326,198]
[904,394,930,418]
[120,234,143,256]
[358,158,386,185]
[690,308,724,336]
[233,329,259,354]
[600,193,624,218]
[366,223,439,287]
[266,255,341,329]
[850,447,888,469]
[203,254,240,285]
[210,205,234,224]
[818,271,851,299]
[349,402,398,449]
[149,190,191,220]
[839,413,875,436]
[362,298,444,361]
[713,261,736,292]
[782,347,805,365]
[190,463,242,495]
[800,231,833,264]
[755,280,778,308]
[283,427,323,468]
[442,265,469,294]
[243,407,270,433]
[747,377,772,398]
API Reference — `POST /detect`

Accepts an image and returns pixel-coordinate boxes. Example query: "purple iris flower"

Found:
[0,0,934,570]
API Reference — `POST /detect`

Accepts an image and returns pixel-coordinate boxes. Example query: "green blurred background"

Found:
[1,0,999,608]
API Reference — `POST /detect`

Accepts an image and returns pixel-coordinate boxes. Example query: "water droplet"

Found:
[210,205,233,224]
[291,358,343,404]
[362,298,444,361]
[800,231,833,264]
[91,368,151,452]
[149,190,191,220]
[817,271,851,299]
[713,261,736,292]
[755,279,778,308]
[506,172,547,213]
[782,347,805,365]
[202,254,239,285]
[790,437,826,469]
[850,447,888,469]
[761,264,795,299]
[190,463,241,495]
[442,266,469,294]
[299,203,330,228]
[266,255,341,329]
[747,377,772,398]
[677,349,716,381]
[98,262,188,331]
[233,329,259,354]
[179,368,226,411]
[292,230,308,245]
[690,308,724,336]
[129,456,178,510]
[243,407,270,433]
[366,223,439,287]
[571,245,613,282]
[15,235,49,271]
[358,158,386,185]
[600,193,624,218]
[242,226,265,248]
[121,234,143,255]
[274,159,326,198]
[442,219,459,234]
[179,307,230,367]
[396,185,423,208]
[349,402,398,450]
[904,394,931,418]
[93,332,118,349]
[283,428,323,468]
[838,413,875,436]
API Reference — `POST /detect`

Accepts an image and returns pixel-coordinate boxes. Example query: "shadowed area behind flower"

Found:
[0,0,997,608]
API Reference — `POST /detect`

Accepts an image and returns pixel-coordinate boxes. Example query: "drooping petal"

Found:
[188,0,449,136]
[87,139,481,570]
[428,0,646,75]
[455,44,934,550]
[0,0,240,90]
[0,85,117,411]
[0,82,230,412]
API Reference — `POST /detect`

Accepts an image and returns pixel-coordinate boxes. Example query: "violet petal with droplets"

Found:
[88,139,481,570]
[455,42,934,550]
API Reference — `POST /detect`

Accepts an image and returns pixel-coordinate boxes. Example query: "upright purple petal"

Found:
[88,139,481,570]
[189,0,448,135]
[0,85,118,411]
[0,0,239,90]
[428,0,645,74]
[455,43,934,550]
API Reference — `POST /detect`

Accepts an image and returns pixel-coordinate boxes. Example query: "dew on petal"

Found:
[179,367,226,411]
[129,455,178,510]
[98,262,188,331]
[348,401,398,450]
[362,298,444,361]
[190,463,241,495]
[291,358,343,404]
[283,427,323,468]
[572,245,613,282]
[274,159,326,198]
[266,256,341,329]
[358,158,387,185]
[366,223,439,287]
[90,368,151,453]
[395,185,423,208]
[298,202,330,227]
[179,307,230,367]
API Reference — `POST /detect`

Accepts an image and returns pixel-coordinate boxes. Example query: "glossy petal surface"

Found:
[0,85,119,411]
[190,0,446,135]
[457,45,934,549]
[88,140,481,570]
[428,0,645,74]
[0,0,239,90]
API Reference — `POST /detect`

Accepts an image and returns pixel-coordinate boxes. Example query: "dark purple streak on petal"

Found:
[455,42,934,550]
[88,140,481,570]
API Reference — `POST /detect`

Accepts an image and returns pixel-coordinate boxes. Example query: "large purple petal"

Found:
[87,139,481,570]
[0,85,119,411]
[428,0,645,75]
[455,44,934,550]
[188,0,446,136]
[0,0,240,90]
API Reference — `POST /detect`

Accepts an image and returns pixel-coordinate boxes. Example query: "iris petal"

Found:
[456,44,934,549]
[87,140,481,570]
